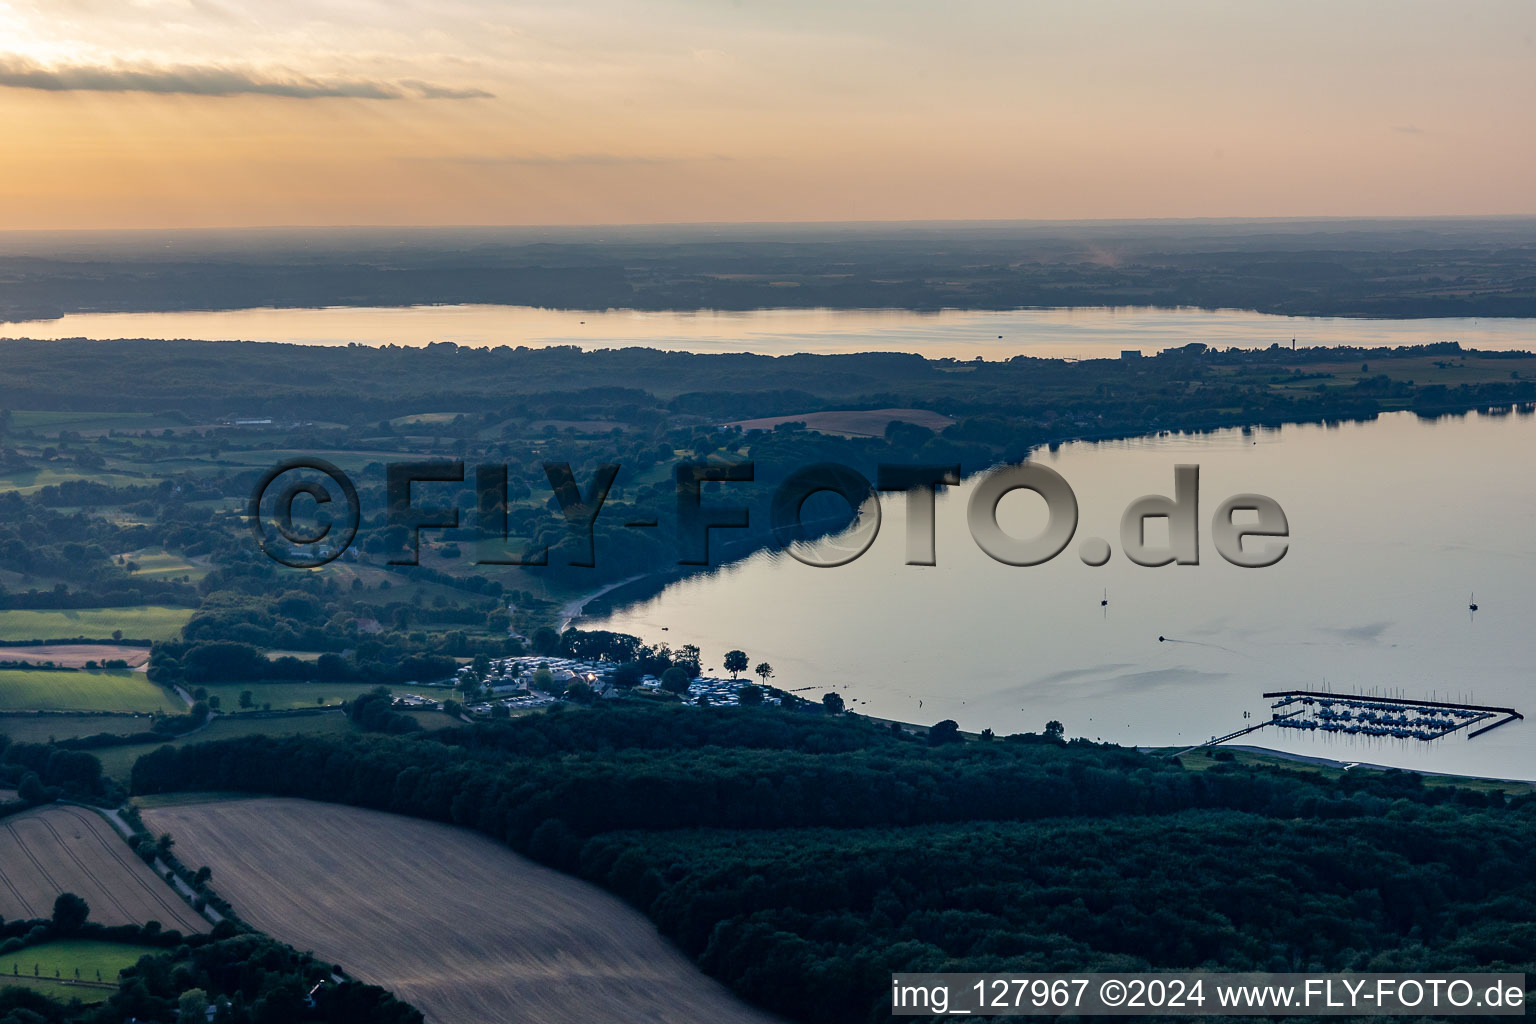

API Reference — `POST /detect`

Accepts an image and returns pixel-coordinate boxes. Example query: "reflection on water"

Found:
[3,304,1533,359]
[584,408,1536,780]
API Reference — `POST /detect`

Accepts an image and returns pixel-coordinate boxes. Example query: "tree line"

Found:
[127,704,1535,1023]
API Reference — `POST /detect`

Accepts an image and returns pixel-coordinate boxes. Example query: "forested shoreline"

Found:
[130,705,1536,1023]
[4,219,1535,320]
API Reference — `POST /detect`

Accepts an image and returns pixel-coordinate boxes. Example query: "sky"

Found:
[1,0,1533,229]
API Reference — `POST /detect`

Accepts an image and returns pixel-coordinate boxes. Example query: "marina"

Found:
[1265,690,1524,742]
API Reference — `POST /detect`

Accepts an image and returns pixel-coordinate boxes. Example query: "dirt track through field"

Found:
[144,797,782,1024]
[0,805,206,933]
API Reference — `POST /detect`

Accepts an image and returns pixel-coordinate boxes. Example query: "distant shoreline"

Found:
[4,217,1536,322]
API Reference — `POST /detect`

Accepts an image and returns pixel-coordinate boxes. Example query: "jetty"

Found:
[1169,710,1302,757]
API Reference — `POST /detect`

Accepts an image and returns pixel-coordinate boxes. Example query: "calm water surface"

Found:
[585,409,1536,780]
[3,304,1533,358]
[10,303,1531,777]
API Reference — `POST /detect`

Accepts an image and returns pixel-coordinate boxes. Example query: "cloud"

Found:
[1392,124,1426,135]
[399,79,495,100]
[0,55,493,100]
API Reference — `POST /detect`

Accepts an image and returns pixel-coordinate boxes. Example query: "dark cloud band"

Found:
[0,55,492,100]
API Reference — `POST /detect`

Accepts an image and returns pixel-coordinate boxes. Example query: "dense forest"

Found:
[130,704,1536,1024]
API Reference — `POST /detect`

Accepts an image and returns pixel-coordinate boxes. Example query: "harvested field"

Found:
[724,407,953,437]
[0,805,206,933]
[0,645,151,669]
[144,797,782,1024]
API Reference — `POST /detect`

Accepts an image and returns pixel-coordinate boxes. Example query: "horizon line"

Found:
[3,212,1536,236]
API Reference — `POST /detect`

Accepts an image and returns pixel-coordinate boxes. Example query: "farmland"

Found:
[0,607,193,644]
[5,410,181,436]
[0,466,150,495]
[118,548,208,582]
[0,669,182,713]
[0,939,156,1003]
[1174,745,1536,796]
[89,710,362,779]
[199,681,396,712]
[0,805,206,933]
[57,708,454,783]
[0,644,152,669]
[0,712,162,745]
[84,709,460,779]
[142,797,782,1024]
[262,650,323,662]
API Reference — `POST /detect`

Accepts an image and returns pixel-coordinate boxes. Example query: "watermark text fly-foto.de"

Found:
[249,458,1288,571]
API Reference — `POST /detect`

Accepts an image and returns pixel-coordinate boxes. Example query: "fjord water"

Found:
[585,408,1536,780]
[4,304,1535,358]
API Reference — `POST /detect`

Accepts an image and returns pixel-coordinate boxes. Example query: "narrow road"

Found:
[84,802,226,927]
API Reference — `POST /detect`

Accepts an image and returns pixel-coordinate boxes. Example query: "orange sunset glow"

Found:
[1,0,1533,228]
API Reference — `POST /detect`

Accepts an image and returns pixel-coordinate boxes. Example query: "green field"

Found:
[317,563,502,606]
[407,708,460,731]
[390,411,472,428]
[1175,746,1535,795]
[0,708,453,780]
[118,548,208,582]
[200,681,386,711]
[0,466,150,495]
[93,711,360,778]
[211,447,431,472]
[263,649,324,662]
[0,669,182,714]
[0,940,156,1003]
[0,712,160,745]
[7,410,180,434]
[0,606,193,643]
